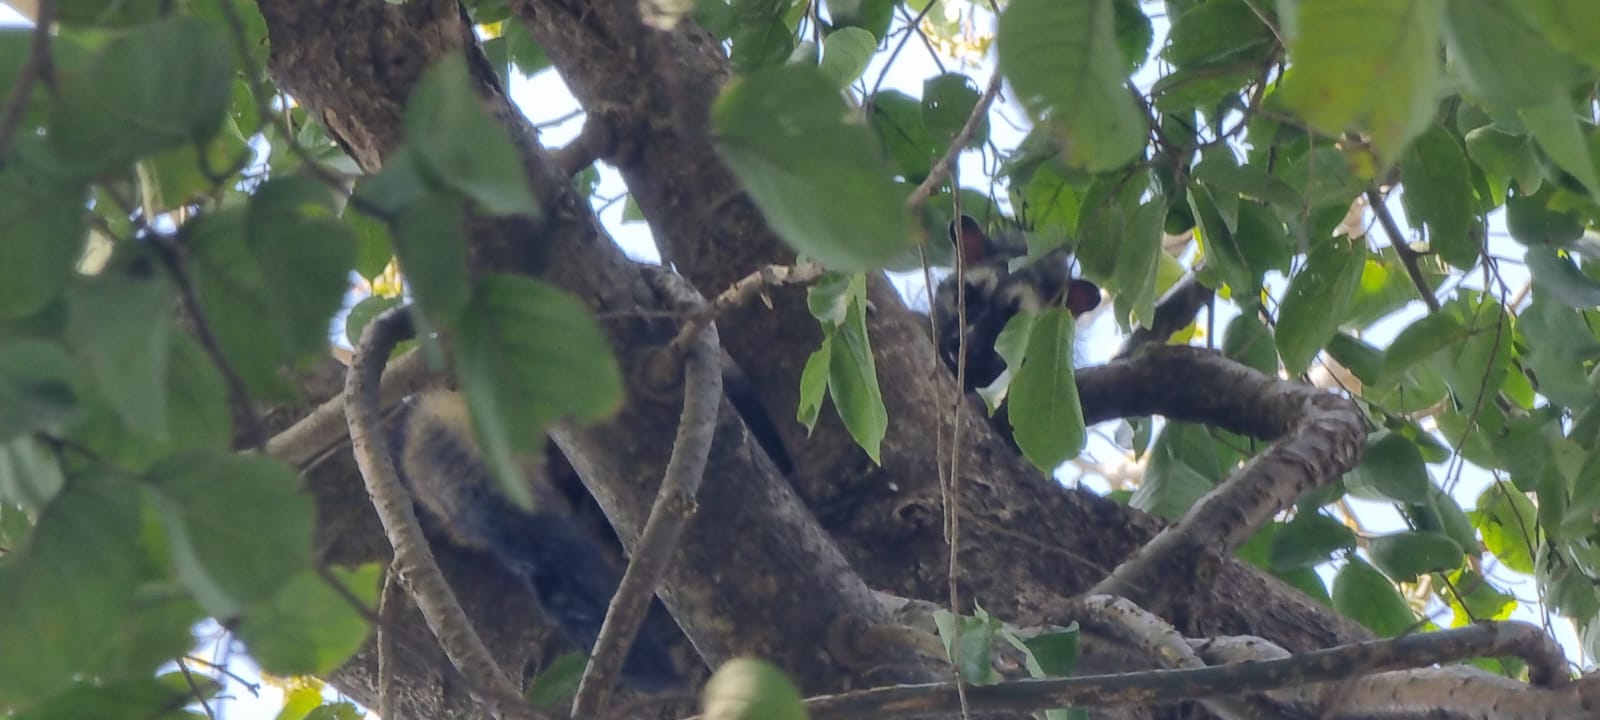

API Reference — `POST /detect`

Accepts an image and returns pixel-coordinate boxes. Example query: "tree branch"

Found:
[1365,186,1442,313]
[572,273,723,716]
[1087,348,1366,608]
[344,306,547,720]
[802,622,1593,720]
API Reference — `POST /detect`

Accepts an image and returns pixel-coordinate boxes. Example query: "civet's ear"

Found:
[1065,279,1102,317]
[948,215,992,268]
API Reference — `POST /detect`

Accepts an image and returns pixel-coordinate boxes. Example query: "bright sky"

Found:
[0,3,1582,719]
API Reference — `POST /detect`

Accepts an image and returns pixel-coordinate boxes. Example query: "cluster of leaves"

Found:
[709,0,1600,669]
[0,5,624,720]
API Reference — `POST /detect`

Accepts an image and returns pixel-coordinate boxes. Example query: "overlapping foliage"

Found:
[1,0,1599,717]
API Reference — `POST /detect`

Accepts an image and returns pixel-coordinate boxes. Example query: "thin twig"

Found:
[571,274,722,716]
[345,306,548,720]
[662,262,824,358]
[905,69,1004,213]
[1365,186,1441,312]
[0,0,54,161]
[151,232,270,449]
[174,657,218,720]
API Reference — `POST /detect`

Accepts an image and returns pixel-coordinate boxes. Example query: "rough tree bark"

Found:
[254,0,1376,717]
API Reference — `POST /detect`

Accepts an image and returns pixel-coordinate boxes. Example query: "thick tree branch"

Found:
[344,306,545,720]
[1085,347,1366,609]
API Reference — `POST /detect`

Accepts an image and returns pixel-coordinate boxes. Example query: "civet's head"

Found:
[932,216,1101,390]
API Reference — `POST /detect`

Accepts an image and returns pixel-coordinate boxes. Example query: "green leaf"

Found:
[1192,157,1304,212]
[147,451,314,618]
[818,27,875,88]
[1189,184,1255,296]
[934,608,1002,685]
[1222,313,1277,375]
[390,191,471,322]
[701,658,806,720]
[730,18,795,71]
[1332,556,1416,637]
[1472,484,1538,575]
[524,652,586,708]
[1519,296,1600,407]
[1380,310,1469,382]
[1525,247,1600,308]
[66,333,233,474]
[1279,0,1441,162]
[1399,125,1479,268]
[406,55,539,217]
[1368,531,1464,582]
[796,336,830,432]
[1269,512,1356,571]
[870,90,936,182]
[344,295,405,348]
[0,478,144,706]
[826,280,887,463]
[184,208,290,396]
[235,565,380,675]
[247,176,358,357]
[1518,99,1600,202]
[1007,310,1086,471]
[1442,0,1576,109]
[455,275,623,508]
[1504,185,1585,246]
[828,0,893,39]
[1464,126,1543,195]
[48,17,234,173]
[1519,0,1600,72]
[0,339,79,442]
[346,208,394,280]
[65,274,176,439]
[1343,431,1430,504]
[0,162,89,320]
[998,0,1145,171]
[1163,0,1273,67]
[0,437,65,515]
[13,678,192,720]
[1111,199,1164,328]
[1275,234,1366,374]
[922,73,986,149]
[713,64,911,271]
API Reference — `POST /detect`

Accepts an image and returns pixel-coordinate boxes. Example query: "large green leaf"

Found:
[235,565,380,675]
[48,17,234,173]
[65,275,176,439]
[406,55,539,218]
[147,451,313,618]
[714,64,911,271]
[1399,124,1479,268]
[455,275,623,508]
[1279,0,1442,162]
[998,0,1145,171]
[1332,556,1417,637]
[0,161,88,320]
[1008,309,1086,471]
[1275,235,1366,374]
[0,478,144,706]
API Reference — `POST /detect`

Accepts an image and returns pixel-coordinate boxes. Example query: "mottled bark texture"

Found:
[255,0,1374,717]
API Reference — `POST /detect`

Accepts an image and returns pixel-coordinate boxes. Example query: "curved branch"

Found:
[1078,347,1366,608]
[572,274,723,715]
[344,306,546,720]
